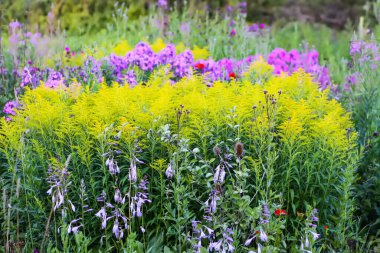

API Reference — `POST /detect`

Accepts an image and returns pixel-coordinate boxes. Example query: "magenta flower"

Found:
[157,0,168,9]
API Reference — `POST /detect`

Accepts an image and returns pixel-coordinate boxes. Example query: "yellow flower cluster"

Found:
[1,60,355,156]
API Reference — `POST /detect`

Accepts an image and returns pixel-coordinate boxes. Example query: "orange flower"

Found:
[195,63,205,70]
[274,209,287,216]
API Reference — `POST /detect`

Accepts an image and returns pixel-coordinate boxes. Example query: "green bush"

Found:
[0,65,359,251]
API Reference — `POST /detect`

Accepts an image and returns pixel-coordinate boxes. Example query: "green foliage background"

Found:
[0,0,369,34]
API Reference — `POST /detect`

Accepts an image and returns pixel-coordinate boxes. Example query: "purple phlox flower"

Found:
[3,100,21,116]
[155,44,176,65]
[45,71,65,88]
[230,29,237,37]
[165,163,174,179]
[109,54,129,82]
[125,42,156,72]
[350,40,362,56]
[266,47,331,89]
[172,49,194,77]
[259,23,265,29]
[123,70,137,86]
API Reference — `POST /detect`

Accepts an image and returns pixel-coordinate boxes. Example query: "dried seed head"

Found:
[213,146,221,156]
[234,142,244,158]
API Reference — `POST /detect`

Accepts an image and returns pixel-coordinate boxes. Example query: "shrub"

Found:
[339,35,380,238]
[0,61,358,251]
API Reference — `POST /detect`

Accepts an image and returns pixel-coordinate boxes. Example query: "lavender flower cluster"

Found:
[2,101,21,121]
[108,42,193,83]
[14,42,330,90]
[3,41,332,120]
[340,38,380,92]
[267,48,331,90]
[95,148,151,239]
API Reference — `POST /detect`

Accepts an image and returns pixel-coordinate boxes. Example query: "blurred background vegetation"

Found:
[0,0,378,35]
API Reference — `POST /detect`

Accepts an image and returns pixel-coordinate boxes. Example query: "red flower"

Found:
[195,63,205,70]
[274,209,287,216]
[229,72,236,79]
[324,225,329,230]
